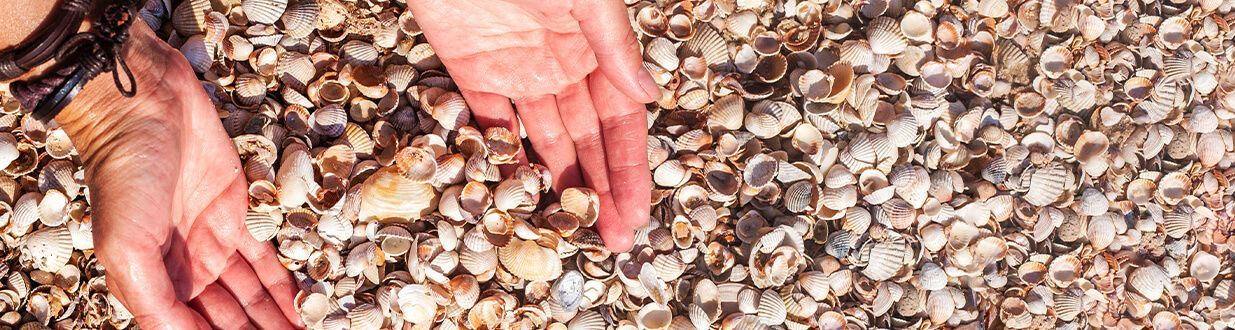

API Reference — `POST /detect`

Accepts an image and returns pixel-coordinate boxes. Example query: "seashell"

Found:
[398,284,438,325]
[243,0,288,25]
[1129,264,1170,301]
[22,227,72,273]
[172,0,211,36]
[497,238,562,281]
[245,211,282,241]
[358,165,437,222]
[756,289,787,325]
[1162,211,1192,239]
[683,24,730,68]
[1038,46,1072,79]
[1022,164,1070,206]
[925,288,955,324]
[860,240,909,281]
[179,35,215,73]
[900,11,933,42]
[1191,251,1221,282]
[636,303,673,330]
[311,104,347,137]
[867,17,907,55]
[281,0,319,38]
[743,154,779,188]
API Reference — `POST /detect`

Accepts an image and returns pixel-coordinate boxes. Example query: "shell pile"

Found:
[0,0,1234,328]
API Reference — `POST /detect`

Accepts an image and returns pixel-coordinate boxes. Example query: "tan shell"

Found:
[497,238,562,281]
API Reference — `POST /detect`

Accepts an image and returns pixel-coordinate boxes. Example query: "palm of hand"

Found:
[410,0,656,251]
[410,0,597,98]
[62,23,300,329]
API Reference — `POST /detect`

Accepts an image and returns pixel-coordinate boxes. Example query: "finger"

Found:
[107,276,212,330]
[189,283,255,330]
[515,95,583,192]
[237,238,304,328]
[462,89,528,173]
[571,0,660,103]
[556,82,611,194]
[594,193,634,251]
[216,254,297,330]
[588,75,651,252]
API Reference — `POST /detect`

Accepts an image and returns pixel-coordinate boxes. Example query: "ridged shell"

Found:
[243,0,288,25]
[245,211,281,241]
[867,17,907,55]
[756,289,787,325]
[23,227,73,272]
[497,238,562,281]
[860,240,908,281]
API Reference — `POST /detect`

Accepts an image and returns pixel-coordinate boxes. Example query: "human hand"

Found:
[54,23,302,329]
[408,0,657,252]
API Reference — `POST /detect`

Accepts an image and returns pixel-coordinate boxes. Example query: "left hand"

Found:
[408,0,658,251]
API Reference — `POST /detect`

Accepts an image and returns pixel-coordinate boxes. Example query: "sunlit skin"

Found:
[0,0,656,328]
[54,24,303,329]
[410,0,657,251]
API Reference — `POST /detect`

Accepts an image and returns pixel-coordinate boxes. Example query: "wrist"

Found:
[55,22,188,165]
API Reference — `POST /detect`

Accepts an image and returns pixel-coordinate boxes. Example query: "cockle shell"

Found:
[497,238,562,281]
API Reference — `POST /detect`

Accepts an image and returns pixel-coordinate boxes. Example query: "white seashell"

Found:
[23,227,72,272]
[867,17,907,55]
[397,284,438,325]
[243,0,288,25]
[498,238,562,281]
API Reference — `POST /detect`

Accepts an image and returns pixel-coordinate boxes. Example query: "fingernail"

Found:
[636,70,662,102]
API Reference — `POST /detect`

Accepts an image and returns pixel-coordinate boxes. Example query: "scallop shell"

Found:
[497,238,562,281]
[23,227,72,273]
[245,211,282,241]
[172,0,211,36]
[867,17,907,55]
[242,0,288,25]
[281,0,319,39]
[860,240,909,281]
[1129,264,1170,301]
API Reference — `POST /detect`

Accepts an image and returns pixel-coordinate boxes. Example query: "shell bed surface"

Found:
[0,0,1234,328]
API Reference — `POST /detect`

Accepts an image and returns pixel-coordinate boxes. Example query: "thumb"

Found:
[571,0,661,103]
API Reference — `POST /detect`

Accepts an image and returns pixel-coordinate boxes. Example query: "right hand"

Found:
[55,22,302,329]
[408,0,657,251]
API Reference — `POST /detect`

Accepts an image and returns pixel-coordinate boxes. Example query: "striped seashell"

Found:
[1197,131,1227,167]
[385,65,418,93]
[783,181,815,213]
[348,303,384,330]
[655,160,690,188]
[1022,163,1070,206]
[311,104,347,137]
[1162,211,1192,238]
[397,285,437,325]
[1053,292,1083,321]
[1047,255,1081,287]
[341,40,380,66]
[867,17,907,55]
[646,37,679,71]
[820,185,857,211]
[871,282,903,316]
[1087,213,1117,250]
[484,127,521,165]
[860,240,909,281]
[281,0,319,38]
[276,144,313,208]
[179,35,215,73]
[1038,45,1072,79]
[925,287,955,324]
[885,112,919,148]
[878,198,916,229]
[172,0,211,36]
[676,129,712,152]
[23,226,73,272]
[917,262,947,291]
[498,238,562,281]
[234,73,269,109]
[743,154,779,188]
[707,94,745,132]
[245,211,282,241]
[756,289,787,325]
[682,24,729,68]
[492,179,531,212]
[243,0,288,25]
